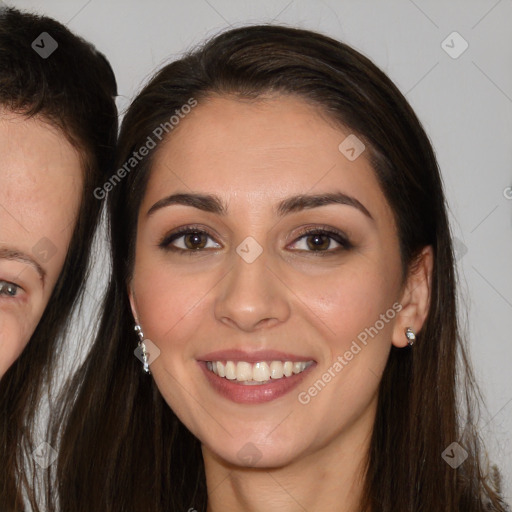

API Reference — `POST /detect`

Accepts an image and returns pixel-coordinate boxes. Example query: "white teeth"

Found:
[283,361,293,377]
[225,361,237,380]
[216,361,225,378]
[236,362,252,381]
[270,361,284,379]
[253,362,270,382]
[206,359,312,383]
[293,362,306,374]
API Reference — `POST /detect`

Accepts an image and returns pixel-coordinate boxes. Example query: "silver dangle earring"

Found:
[134,324,150,373]
[404,327,416,347]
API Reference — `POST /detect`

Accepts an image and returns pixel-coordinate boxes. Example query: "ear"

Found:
[127,284,139,324]
[391,245,434,348]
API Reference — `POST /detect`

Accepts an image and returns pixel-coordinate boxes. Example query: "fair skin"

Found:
[0,111,82,378]
[129,95,433,512]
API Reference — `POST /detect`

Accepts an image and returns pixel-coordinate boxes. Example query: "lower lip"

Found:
[198,361,315,404]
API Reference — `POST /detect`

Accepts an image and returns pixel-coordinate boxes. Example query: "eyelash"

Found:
[0,280,21,298]
[158,224,352,256]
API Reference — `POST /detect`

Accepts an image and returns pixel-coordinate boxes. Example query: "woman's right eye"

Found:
[0,280,21,298]
[159,227,221,253]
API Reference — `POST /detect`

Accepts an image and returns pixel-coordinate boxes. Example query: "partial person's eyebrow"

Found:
[0,247,46,283]
[147,191,373,221]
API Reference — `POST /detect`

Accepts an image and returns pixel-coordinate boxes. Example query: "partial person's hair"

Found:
[55,25,509,511]
[0,7,117,512]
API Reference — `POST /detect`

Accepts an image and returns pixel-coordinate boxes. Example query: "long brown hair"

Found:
[55,25,509,511]
[0,8,117,512]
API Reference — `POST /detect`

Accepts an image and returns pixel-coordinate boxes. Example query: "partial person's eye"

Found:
[289,226,353,255]
[159,225,222,254]
[0,280,21,298]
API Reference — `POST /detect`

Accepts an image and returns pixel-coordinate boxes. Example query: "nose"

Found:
[214,243,291,332]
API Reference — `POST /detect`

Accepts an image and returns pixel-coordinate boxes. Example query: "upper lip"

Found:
[197,349,315,363]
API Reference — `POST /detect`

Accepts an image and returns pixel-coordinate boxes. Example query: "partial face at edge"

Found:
[0,112,83,378]
[129,95,430,469]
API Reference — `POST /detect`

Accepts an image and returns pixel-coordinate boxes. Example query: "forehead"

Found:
[144,95,393,226]
[0,112,82,196]
[0,113,83,262]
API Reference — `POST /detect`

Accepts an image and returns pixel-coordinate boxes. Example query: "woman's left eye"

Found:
[289,228,352,254]
[0,280,21,298]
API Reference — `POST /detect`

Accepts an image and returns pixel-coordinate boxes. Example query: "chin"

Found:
[201,429,312,470]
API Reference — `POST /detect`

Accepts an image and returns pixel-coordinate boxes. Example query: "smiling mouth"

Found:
[205,360,314,385]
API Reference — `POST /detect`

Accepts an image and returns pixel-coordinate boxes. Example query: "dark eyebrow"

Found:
[276,192,373,220]
[147,193,226,217]
[147,191,373,221]
[0,247,46,284]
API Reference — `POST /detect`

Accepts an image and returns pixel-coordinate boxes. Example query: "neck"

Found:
[203,413,372,512]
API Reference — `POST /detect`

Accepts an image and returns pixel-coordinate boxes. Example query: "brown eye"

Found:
[183,232,208,250]
[305,233,331,251]
[289,227,352,255]
[159,226,221,254]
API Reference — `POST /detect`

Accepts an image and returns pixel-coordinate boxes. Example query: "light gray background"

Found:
[7,0,512,498]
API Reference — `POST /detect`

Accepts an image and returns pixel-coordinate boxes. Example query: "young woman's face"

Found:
[0,112,82,378]
[130,95,417,468]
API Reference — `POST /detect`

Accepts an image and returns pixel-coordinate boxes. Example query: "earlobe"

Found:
[391,245,434,348]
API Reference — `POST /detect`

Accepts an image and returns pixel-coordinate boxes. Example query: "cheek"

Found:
[0,312,32,378]
[287,263,397,411]
[288,262,398,354]
[131,262,215,427]
[132,261,212,353]
[288,266,398,434]
[0,287,56,378]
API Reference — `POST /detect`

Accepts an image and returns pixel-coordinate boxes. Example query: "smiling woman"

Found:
[0,7,117,511]
[55,25,509,512]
